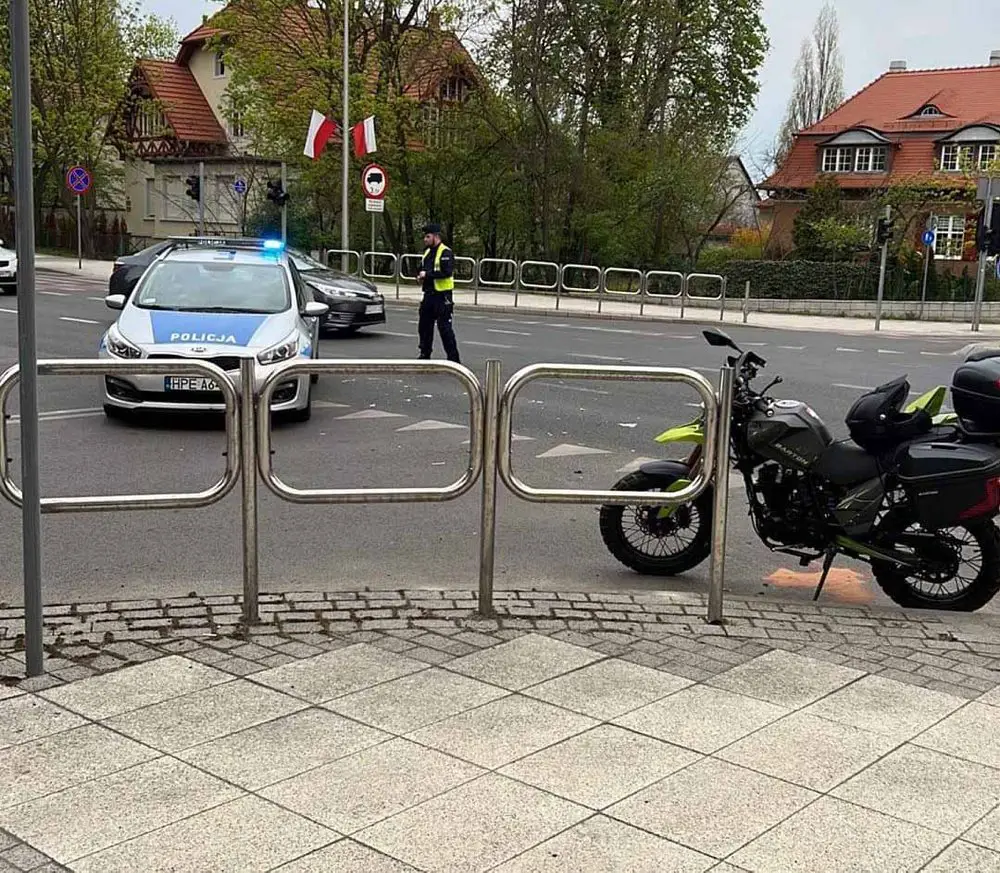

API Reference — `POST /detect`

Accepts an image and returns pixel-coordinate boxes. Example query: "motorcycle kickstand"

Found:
[812,550,837,602]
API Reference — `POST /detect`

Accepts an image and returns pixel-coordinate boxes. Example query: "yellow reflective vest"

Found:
[422,244,454,292]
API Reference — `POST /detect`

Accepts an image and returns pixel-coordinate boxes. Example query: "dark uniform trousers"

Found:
[418,291,460,362]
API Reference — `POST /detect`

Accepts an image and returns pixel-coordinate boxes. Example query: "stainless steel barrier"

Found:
[603,268,643,296]
[708,366,735,623]
[326,249,361,275]
[561,264,601,296]
[362,251,398,281]
[686,272,726,322]
[479,258,517,291]
[0,359,240,512]
[742,280,751,324]
[645,270,686,318]
[257,359,484,504]
[519,261,560,292]
[454,256,477,285]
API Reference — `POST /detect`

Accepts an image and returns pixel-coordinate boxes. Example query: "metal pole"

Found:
[973,178,993,333]
[639,272,646,316]
[76,194,82,269]
[919,241,931,320]
[719,277,727,322]
[874,204,891,332]
[198,161,205,236]
[394,255,400,300]
[477,359,502,617]
[707,365,734,624]
[597,270,603,314]
[340,0,350,256]
[239,359,259,624]
[679,275,687,319]
[370,211,375,259]
[280,161,287,245]
[742,280,750,324]
[11,0,43,677]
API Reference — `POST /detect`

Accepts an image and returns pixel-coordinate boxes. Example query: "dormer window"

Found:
[918,105,942,117]
[439,76,470,103]
[214,52,226,78]
[821,145,887,173]
[941,143,998,171]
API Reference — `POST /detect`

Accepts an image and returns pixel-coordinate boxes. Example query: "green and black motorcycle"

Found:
[599,329,1000,611]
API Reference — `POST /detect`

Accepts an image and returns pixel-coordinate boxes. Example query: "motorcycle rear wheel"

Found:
[871,514,1000,611]
[599,470,714,576]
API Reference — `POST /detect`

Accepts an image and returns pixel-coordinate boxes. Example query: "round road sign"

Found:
[66,166,91,196]
[361,163,389,200]
[922,229,935,247]
[233,178,248,195]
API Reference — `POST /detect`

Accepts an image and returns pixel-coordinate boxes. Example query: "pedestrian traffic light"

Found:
[266,180,289,206]
[975,202,1000,255]
[875,217,894,246]
[184,175,200,202]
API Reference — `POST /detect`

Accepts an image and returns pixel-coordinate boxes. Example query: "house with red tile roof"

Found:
[761,52,1000,262]
[115,8,479,239]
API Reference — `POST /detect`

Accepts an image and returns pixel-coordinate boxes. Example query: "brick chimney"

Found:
[990,50,1000,66]
[889,60,907,72]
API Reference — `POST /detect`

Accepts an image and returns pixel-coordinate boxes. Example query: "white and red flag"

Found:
[351,116,377,156]
[303,110,338,159]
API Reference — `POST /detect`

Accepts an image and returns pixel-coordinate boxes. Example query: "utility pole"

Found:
[280,161,287,244]
[10,0,44,677]
[341,0,350,260]
[973,176,994,333]
[874,204,892,332]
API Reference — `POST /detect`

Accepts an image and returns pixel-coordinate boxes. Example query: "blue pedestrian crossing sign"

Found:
[233,178,248,195]
[922,229,935,246]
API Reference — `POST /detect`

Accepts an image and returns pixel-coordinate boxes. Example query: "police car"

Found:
[99,237,328,422]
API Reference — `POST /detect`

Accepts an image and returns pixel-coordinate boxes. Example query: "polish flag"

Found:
[352,116,377,156]
[303,110,337,160]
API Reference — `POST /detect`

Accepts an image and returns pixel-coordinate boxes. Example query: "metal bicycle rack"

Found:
[644,271,686,317]
[685,273,728,322]
[325,249,361,276]
[517,261,560,308]
[602,268,644,314]
[361,251,398,281]
[478,258,518,301]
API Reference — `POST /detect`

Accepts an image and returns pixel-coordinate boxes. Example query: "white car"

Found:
[0,240,17,293]
[99,237,329,422]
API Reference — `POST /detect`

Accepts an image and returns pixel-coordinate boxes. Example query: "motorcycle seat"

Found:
[815,440,881,486]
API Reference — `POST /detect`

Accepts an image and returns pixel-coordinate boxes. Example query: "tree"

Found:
[774,1,844,166]
[792,173,846,259]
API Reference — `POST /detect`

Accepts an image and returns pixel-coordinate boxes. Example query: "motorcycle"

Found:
[599,329,1000,611]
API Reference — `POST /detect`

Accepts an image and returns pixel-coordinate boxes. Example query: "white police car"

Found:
[99,237,328,422]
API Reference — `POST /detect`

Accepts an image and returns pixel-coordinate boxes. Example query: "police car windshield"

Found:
[134,260,291,314]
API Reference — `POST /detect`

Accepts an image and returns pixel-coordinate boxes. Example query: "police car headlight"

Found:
[106,326,142,359]
[257,334,298,365]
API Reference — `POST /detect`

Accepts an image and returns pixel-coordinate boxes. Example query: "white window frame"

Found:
[822,147,853,173]
[979,144,998,169]
[214,52,226,78]
[853,146,887,172]
[919,105,941,116]
[932,214,967,260]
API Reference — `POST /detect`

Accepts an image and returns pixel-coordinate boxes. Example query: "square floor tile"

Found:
[446,634,602,690]
[0,696,85,751]
[260,738,482,833]
[718,711,899,792]
[103,679,306,752]
[325,668,508,734]
[38,656,230,720]
[524,658,691,720]
[606,758,816,858]
[914,703,1000,769]
[0,724,158,809]
[272,840,420,871]
[492,815,714,872]
[500,725,700,808]
[357,773,589,871]
[979,686,1000,708]
[0,756,241,863]
[0,686,24,702]
[708,649,864,708]
[730,796,952,872]
[923,841,1000,872]
[252,644,426,704]
[804,674,965,741]
[408,694,597,769]
[832,744,1000,835]
[70,795,336,873]
[178,708,390,790]
[614,685,787,754]
[963,804,1000,852]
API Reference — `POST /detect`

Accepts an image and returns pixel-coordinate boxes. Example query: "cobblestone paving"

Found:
[0,829,68,872]
[1,590,998,701]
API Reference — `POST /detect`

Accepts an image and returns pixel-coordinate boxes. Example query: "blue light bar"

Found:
[262,239,284,250]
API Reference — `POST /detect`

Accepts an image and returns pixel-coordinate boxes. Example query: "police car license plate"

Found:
[367,303,384,314]
[164,376,218,392]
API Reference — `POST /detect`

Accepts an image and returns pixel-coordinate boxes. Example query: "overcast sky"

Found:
[142,0,1000,177]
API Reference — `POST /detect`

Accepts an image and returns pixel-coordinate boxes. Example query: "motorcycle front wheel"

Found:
[599,470,714,576]
[871,513,1000,611]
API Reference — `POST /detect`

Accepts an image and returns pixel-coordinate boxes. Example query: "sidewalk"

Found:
[1,587,999,871]
[31,252,1000,340]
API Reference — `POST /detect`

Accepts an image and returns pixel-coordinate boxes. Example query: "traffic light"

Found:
[976,202,1000,255]
[184,175,200,202]
[875,217,895,246]
[266,179,289,206]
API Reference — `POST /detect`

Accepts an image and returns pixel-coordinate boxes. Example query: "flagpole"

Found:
[341,0,349,263]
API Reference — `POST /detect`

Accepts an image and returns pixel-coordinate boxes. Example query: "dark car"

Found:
[108,240,173,298]
[287,249,386,335]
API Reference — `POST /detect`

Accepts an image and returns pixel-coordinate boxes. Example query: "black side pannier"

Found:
[897,441,1000,529]
[846,376,932,454]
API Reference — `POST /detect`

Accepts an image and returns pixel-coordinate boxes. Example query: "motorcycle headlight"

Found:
[257,334,299,365]
[106,325,142,359]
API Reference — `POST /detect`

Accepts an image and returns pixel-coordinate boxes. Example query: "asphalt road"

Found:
[0,271,988,613]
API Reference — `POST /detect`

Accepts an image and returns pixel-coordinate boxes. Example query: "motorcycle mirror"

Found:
[703,329,741,353]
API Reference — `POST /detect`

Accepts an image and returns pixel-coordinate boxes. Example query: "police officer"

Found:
[416,223,461,363]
